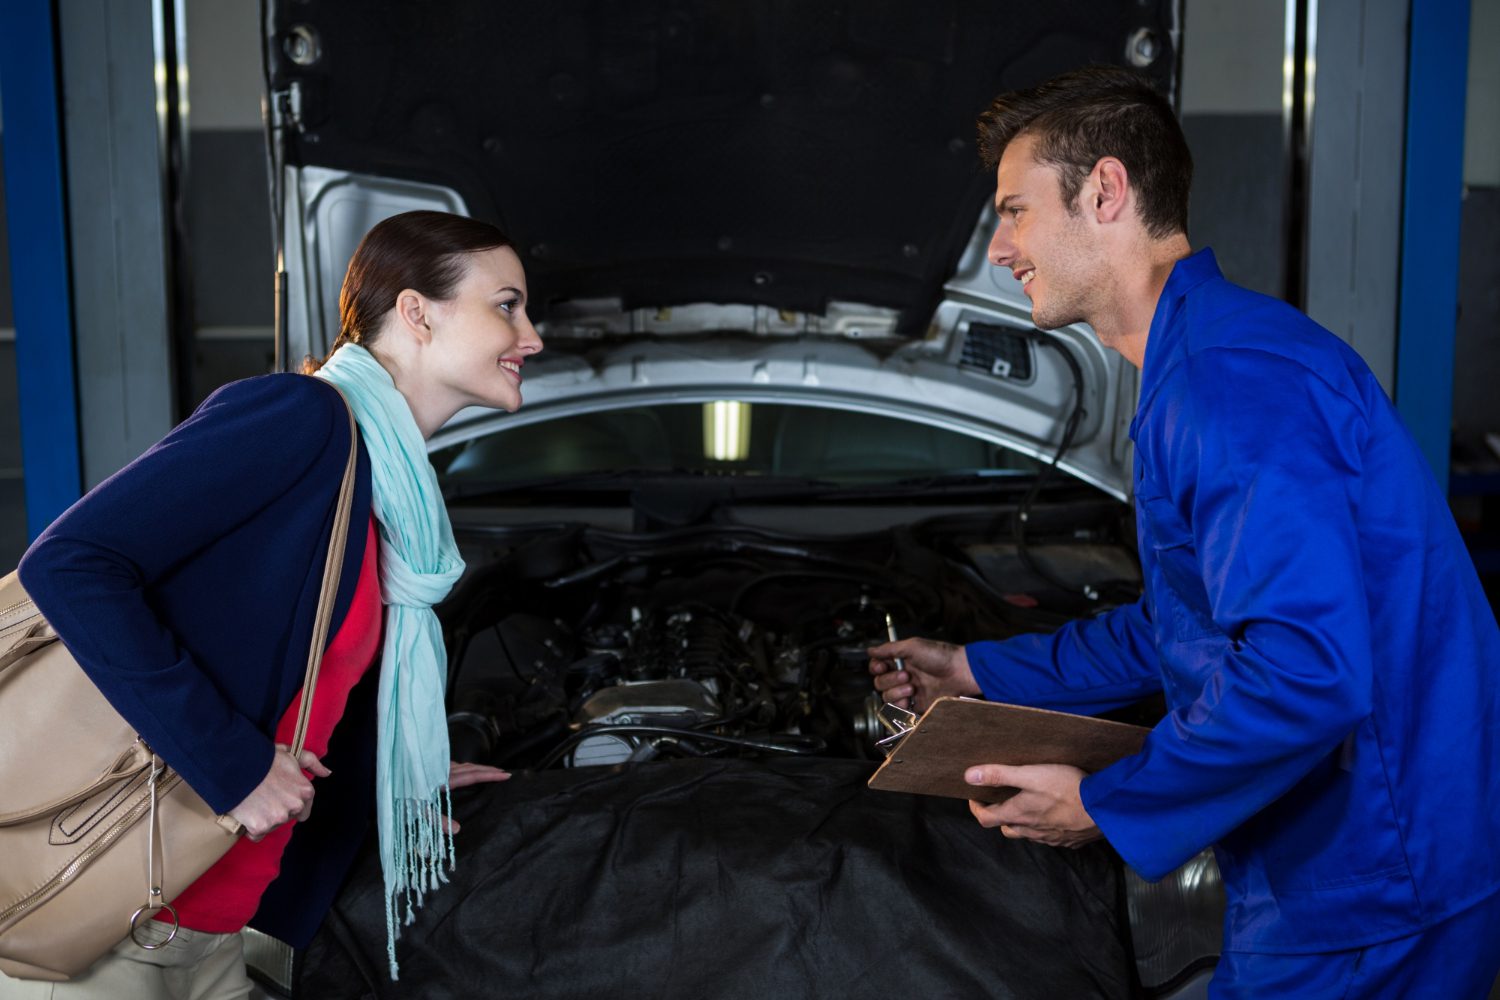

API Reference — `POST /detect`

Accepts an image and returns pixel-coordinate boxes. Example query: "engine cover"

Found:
[570,679,722,767]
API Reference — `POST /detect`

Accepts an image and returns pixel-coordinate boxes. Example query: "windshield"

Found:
[432,402,1043,489]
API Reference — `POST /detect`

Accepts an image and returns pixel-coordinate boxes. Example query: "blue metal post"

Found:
[0,0,83,537]
[1395,0,1471,495]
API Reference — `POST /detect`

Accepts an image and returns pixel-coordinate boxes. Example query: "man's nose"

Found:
[987,225,1013,268]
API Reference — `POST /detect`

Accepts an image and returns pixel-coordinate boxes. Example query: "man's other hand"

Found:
[867,637,981,713]
[965,763,1102,848]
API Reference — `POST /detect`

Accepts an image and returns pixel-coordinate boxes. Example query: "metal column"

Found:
[0,0,85,538]
[1395,0,1471,495]
[57,0,183,489]
[1302,0,1409,397]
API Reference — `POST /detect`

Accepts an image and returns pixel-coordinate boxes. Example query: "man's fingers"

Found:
[966,797,1014,827]
[965,763,1027,788]
[881,685,914,705]
[968,803,1035,840]
[872,670,908,692]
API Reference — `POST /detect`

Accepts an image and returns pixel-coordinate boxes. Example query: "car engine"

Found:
[442,513,1142,772]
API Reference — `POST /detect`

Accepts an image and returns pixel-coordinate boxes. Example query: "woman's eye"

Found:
[497,300,518,315]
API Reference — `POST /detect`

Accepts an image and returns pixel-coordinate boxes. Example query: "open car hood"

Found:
[427,216,1141,501]
[265,1,1176,327]
[266,2,1177,500]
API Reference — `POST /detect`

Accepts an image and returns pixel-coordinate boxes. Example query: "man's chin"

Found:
[1029,309,1071,332]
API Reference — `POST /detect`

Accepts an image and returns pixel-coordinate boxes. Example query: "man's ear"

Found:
[395,290,433,345]
[1089,156,1131,224]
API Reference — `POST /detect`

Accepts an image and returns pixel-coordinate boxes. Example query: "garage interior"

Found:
[1,1,1497,997]
[3,0,1498,586]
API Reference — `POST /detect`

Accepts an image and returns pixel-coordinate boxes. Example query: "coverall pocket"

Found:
[1138,494,1221,642]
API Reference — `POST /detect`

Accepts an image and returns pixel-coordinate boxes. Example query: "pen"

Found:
[876,611,912,710]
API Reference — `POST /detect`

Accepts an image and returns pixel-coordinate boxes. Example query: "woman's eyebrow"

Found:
[493,285,525,301]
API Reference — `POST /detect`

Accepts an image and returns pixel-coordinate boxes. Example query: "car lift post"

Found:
[0,0,85,539]
[1395,0,1471,496]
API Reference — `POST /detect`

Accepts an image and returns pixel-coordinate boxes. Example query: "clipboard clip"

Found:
[874,701,918,756]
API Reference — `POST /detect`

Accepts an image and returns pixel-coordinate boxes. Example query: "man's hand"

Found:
[965,763,1101,848]
[228,746,330,841]
[442,761,512,835]
[867,637,981,713]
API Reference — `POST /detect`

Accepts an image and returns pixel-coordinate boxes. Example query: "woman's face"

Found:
[424,245,543,414]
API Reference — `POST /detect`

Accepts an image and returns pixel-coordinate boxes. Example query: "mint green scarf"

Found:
[315,344,464,980]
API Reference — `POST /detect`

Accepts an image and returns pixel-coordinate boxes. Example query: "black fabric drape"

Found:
[298,757,1134,999]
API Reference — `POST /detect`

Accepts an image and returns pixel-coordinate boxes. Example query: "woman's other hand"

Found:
[442,761,512,835]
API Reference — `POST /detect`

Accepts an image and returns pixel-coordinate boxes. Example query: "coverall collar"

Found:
[1133,246,1222,435]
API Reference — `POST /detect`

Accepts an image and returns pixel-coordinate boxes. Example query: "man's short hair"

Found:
[977,66,1192,239]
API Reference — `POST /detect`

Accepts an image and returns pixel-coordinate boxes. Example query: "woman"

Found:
[1,210,541,998]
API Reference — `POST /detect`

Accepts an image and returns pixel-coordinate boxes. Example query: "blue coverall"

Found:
[967,249,1500,993]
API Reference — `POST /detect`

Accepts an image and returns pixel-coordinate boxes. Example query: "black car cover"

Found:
[297,757,1135,999]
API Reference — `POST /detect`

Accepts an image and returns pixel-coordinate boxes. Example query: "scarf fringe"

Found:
[383,789,457,980]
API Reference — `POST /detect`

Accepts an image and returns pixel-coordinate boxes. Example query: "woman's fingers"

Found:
[296,749,332,777]
[448,761,512,788]
[276,743,333,778]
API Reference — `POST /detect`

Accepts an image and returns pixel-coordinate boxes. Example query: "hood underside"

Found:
[266,1,1177,331]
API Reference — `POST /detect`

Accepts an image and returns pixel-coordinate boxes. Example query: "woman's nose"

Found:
[521,316,543,354]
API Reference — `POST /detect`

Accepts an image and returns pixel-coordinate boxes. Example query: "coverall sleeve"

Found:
[1080,347,1374,880]
[966,599,1165,715]
[17,376,344,814]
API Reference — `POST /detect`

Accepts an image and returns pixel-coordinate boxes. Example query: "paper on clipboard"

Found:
[867,696,1151,804]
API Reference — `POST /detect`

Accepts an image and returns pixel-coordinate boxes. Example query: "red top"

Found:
[163,515,383,932]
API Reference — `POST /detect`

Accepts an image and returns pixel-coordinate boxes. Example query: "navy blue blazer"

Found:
[20,373,377,945]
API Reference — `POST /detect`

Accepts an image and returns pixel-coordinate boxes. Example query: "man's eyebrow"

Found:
[995,194,1021,214]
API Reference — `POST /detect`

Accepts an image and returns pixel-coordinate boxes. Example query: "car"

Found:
[249,2,1224,997]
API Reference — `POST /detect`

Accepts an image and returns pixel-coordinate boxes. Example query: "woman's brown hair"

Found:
[303,210,514,373]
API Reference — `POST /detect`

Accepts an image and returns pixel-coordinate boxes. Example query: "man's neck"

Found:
[1089,234,1192,369]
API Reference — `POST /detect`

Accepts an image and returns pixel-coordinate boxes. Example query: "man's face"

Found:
[986,133,1104,331]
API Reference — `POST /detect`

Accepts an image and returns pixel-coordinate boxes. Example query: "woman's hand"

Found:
[228,746,331,841]
[442,761,512,835]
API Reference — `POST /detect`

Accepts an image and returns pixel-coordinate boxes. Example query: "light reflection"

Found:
[703,401,751,461]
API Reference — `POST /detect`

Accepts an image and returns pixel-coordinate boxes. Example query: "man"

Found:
[869,66,1500,996]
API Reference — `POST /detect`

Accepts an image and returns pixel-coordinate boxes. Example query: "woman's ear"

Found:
[395,289,434,344]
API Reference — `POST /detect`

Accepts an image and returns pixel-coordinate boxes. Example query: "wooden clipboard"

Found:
[867,696,1151,804]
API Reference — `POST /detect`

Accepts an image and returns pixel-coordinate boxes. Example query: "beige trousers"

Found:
[0,921,252,1000]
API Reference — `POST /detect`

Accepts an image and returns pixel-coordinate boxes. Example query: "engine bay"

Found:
[442,501,1143,771]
